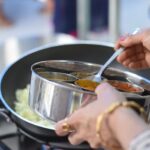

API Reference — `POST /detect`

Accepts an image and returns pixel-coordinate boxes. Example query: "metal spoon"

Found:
[89,28,140,83]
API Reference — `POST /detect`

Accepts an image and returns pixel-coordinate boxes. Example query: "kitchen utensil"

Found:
[107,80,144,94]
[29,61,97,122]
[0,42,149,147]
[36,70,77,83]
[30,59,150,124]
[89,28,140,82]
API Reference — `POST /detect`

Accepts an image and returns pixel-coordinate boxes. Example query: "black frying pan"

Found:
[0,42,150,149]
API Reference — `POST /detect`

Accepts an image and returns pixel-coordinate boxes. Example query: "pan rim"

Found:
[0,42,113,130]
[1,42,150,132]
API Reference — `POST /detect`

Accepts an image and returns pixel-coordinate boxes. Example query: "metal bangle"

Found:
[96,101,147,148]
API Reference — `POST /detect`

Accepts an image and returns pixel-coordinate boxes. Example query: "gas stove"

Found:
[0,112,104,150]
[0,118,83,150]
[0,117,46,150]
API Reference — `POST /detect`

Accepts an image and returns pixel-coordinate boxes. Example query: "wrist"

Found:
[108,106,134,132]
[108,106,149,150]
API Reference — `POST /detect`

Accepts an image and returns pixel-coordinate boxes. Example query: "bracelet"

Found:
[96,101,147,148]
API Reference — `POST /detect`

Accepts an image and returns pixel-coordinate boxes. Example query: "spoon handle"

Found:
[97,47,124,76]
[96,28,140,81]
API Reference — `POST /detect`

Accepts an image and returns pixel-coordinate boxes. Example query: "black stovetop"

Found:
[0,117,103,150]
[0,117,43,150]
[0,101,104,150]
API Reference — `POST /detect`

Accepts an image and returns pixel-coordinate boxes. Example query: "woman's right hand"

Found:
[115,28,150,70]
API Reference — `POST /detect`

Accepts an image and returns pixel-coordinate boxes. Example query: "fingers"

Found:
[116,48,148,69]
[95,82,116,95]
[122,56,145,69]
[95,82,126,105]
[117,51,144,65]
[115,35,128,49]
[117,47,142,63]
[119,33,142,47]
[55,119,72,136]
[55,116,78,136]
[55,111,92,146]
[115,32,143,50]
[55,110,82,136]
[68,131,84,145]
[68,129,101,148]
[87,135,101,149]
[128,60,149,69]
[56,120,85,145]
[95,82,117,100]
[69,127,101,148]
[142,36,150,50]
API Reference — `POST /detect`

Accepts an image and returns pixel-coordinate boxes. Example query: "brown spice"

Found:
[108,80,142,93]
[75,79,100,91]
[75,79,143,93]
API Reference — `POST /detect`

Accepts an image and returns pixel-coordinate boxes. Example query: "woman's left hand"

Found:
[55,82,126,149]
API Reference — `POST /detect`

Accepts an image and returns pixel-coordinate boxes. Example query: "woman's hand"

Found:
[55,82,126,149]
[115,28,150,70]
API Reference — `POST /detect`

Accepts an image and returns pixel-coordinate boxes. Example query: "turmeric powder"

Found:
[75,79,100,91]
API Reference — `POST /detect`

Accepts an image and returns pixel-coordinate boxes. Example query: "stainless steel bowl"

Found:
[36,70,77,83]
[29,60,98,122]
[29,60,150,122]
[107,80,144,94]
[70,71,96,79]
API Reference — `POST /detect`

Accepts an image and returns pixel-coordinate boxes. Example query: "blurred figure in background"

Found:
[41,0,54,14]
[90,0,108,32]
[0,0,12,27]
[52,0,108,37]
[53,0,77,37]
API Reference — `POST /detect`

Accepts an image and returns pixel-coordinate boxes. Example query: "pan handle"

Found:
[0,108,11,122]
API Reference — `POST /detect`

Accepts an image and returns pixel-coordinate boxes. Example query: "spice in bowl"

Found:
[75,79,100,92]
[75,79,144,94]
[37,71,77,83]
[71,72,95,79]
[107,80,144,93]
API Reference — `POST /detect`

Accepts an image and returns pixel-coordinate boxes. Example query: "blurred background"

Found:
[0,0,150,72]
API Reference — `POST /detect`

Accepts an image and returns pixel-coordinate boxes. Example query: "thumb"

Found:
[55,111,80,136]
[95,82,126,103]
[95,82,115,97]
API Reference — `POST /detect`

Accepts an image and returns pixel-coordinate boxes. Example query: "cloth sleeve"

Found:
[129,130,150,150]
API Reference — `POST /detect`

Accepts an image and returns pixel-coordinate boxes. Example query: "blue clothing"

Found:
[91,0,108,31]
[53,0,108,34]
[53,0,76,34]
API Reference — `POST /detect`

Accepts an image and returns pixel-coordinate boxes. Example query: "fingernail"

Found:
[119,36,126,41]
